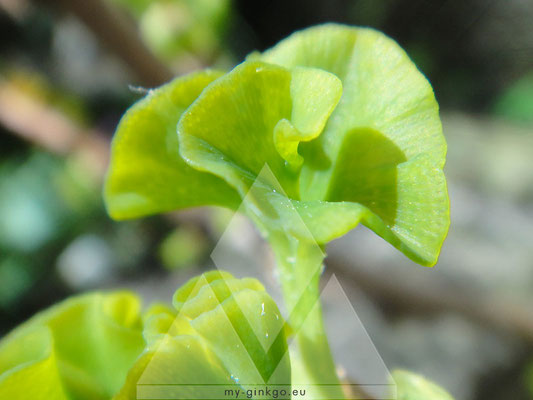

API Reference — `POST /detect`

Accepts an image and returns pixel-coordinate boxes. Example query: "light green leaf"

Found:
[116,271,291,399]
[257,24,449,265]
[392,370,455,400]
[177,44,447,265]
[105,69,241,220]
[296,151,449,265]
[261,24,445,180]
[0,292,145,399]
[178,61,342,199]
[173,271,290,384]
[106,23,449,266]
[0,327,68,400]
[274,67,342,168]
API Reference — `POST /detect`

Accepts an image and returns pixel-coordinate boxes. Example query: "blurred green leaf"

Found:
[0,327,69,399]
[0,292,145,399]
[158,226,209,270]
[494,72,533,124]
[1,271,289,399]
[115,271,291,399]
[392,370,455,400]
[112,0,232,62]
[0,154,71,253]
[0,153,101,254]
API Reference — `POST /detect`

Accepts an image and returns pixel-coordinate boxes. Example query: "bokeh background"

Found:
[0,0,532,399]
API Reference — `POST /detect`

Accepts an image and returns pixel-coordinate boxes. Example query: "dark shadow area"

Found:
[326,128,406,226]
[233,0,532,112]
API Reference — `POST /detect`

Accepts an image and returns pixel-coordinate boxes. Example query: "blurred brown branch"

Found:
[0,80,109,177]
[36,0,173,87]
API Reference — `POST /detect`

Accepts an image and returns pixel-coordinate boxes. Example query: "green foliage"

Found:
[104,69,240,219]
[0,291,145,399]
[117,271,289,400]
[393,370,455,400]
[0,271,289,399]
[106,23,449,267]
[105,25,450,398]
[1,24,452,400]
[0,153,101,308]
[493,71,533,124]
[0,154,90,254]
[112,0,232,62]
[158,226,209,270]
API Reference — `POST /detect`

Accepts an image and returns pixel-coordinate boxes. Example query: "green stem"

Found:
[273,237,345,400]
[244,177,344,398]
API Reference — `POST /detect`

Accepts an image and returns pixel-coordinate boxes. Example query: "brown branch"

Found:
[37,0,173,87]
[0,80,109,177]
[326,254,533,343]
[0,0,31,20]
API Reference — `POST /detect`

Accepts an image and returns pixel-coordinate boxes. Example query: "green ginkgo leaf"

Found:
[104,69,240,220]
[103,25,451,397]
[106,24,448,266]
[0,327,69,400]
[392,370,455,400]
[255,24,449,265]
[0,292,145,400]
[0,272,290,400]
[115,271,291,400]
[259,24,448,264]
[178,61,342,199]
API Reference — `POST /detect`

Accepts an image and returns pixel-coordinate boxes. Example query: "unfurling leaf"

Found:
[0,272,289,400]
[105,24,449,267]
[115,271,290,400]
[104,69,240,220]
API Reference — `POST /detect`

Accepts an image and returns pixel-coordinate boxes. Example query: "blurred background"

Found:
[0,0,532,399]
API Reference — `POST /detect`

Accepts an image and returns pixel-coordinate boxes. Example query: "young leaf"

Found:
[392,370,455,400]
[258,24,449,265]
[0,292,145,399]
[0,327,69,400]
[105,69,241,220]
[178,61,342,199]
[105,23,449,266]
[115,271,291,399]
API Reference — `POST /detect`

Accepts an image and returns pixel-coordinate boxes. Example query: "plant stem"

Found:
[273,236,345,400]
[243,175,345,398]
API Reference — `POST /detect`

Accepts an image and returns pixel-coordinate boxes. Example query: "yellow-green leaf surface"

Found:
[178,61,342,199]
[115,271,291,399]
[0,327,68,400]
[257,24,449,265]
[393,370,455,400]
[105,23,449,268]
[0,292,145,399]
[105,69,240,220]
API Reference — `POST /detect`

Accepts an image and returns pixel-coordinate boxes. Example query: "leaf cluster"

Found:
[105,24,449,267]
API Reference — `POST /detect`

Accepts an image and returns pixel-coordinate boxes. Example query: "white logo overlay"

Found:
[137,165,396,400]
